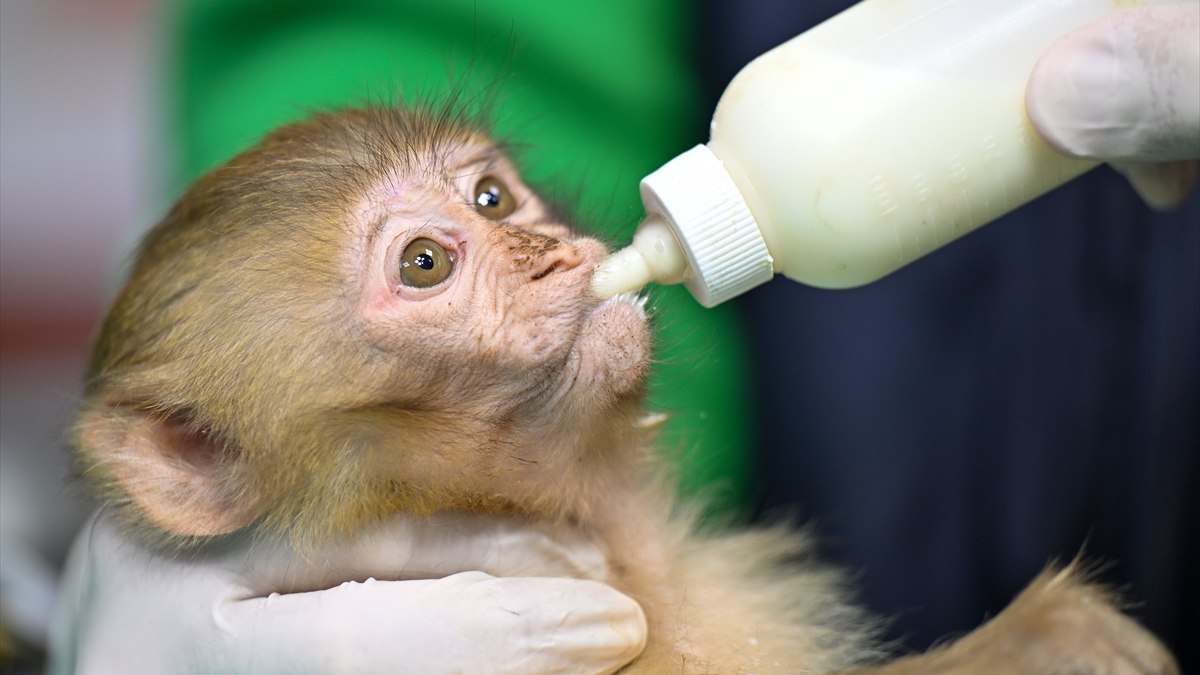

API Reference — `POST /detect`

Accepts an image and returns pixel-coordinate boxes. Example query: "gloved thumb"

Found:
[1027,4,1199,209]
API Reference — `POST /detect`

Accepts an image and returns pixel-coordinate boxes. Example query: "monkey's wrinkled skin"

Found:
[73,106,1178,673]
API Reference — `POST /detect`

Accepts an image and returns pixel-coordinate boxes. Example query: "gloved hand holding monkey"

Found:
[52,510,646,673]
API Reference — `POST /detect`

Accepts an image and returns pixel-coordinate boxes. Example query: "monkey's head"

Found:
[75,107,655,547]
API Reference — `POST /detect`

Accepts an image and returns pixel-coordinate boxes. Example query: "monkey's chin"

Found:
[568,292,652,405]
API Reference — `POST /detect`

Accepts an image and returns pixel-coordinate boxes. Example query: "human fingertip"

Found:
[615,592,648,661]
[1114,161,1198,211]
[1026,22,1126,159]
[582,583,647,671]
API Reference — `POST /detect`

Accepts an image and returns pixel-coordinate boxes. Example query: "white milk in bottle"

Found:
[592,0,1178,307]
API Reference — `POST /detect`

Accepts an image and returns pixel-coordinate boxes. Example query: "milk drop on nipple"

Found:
[591,215,689,299]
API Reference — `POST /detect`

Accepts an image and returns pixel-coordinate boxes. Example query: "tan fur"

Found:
[841,564,1179,675]
[74,104,1177,673]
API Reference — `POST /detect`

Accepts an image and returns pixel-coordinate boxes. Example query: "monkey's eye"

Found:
[472,175,516,220]
[399,238,455,288]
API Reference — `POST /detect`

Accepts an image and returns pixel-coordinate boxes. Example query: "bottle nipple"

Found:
[591,215,689,299]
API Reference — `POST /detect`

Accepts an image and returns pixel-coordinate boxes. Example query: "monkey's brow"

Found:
[365,212,390,252]
[455,146,509,178]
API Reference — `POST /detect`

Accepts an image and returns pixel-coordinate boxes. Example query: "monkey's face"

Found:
[352,140,652,423]
[77,108,656,542]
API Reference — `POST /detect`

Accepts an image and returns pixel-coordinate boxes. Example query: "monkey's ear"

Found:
[77,404,262,538]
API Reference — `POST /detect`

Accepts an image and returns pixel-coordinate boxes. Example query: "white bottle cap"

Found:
[640,144,774,307]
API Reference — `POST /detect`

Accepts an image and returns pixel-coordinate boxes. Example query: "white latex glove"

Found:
[1027,4,1200,209]
[48,509,646,674]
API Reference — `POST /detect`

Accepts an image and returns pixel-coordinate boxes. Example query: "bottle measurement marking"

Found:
[909,172,941,250]
[869,174,904,263]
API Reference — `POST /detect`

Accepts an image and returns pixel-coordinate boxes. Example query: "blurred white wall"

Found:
[1,0,159,319]
[0,0,161,652]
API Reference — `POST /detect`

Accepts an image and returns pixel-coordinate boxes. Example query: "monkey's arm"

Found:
[49,511,646,675]
[841,565,1178,675]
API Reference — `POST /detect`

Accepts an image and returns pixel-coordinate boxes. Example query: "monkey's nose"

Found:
[529,243,584,281]
[493,225,586,281]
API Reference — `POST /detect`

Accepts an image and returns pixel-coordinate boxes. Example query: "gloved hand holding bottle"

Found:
[592,0,1199,308]
[1027,3,1199,209]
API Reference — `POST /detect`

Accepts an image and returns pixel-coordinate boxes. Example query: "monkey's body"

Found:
[71,105,1176,673]
[463,448,1171,674]
[581,502,880,672]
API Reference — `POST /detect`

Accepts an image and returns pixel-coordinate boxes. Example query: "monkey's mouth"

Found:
[594,291,649,319]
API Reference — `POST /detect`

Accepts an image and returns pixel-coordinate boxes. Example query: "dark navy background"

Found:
[699,1,1199,668]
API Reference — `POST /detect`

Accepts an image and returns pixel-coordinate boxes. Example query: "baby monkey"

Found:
[69,104,1177,673]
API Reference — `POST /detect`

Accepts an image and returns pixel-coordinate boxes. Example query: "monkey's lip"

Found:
[592,291,649,320]
[575,290,651,343]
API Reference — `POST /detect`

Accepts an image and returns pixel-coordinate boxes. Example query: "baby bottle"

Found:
[592,0,1176,307]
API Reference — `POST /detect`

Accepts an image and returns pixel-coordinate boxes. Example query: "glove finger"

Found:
[1112,160,1199,211]
[213,572,647,675]
[1027,4,1200,162]
[469,575,649,675]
